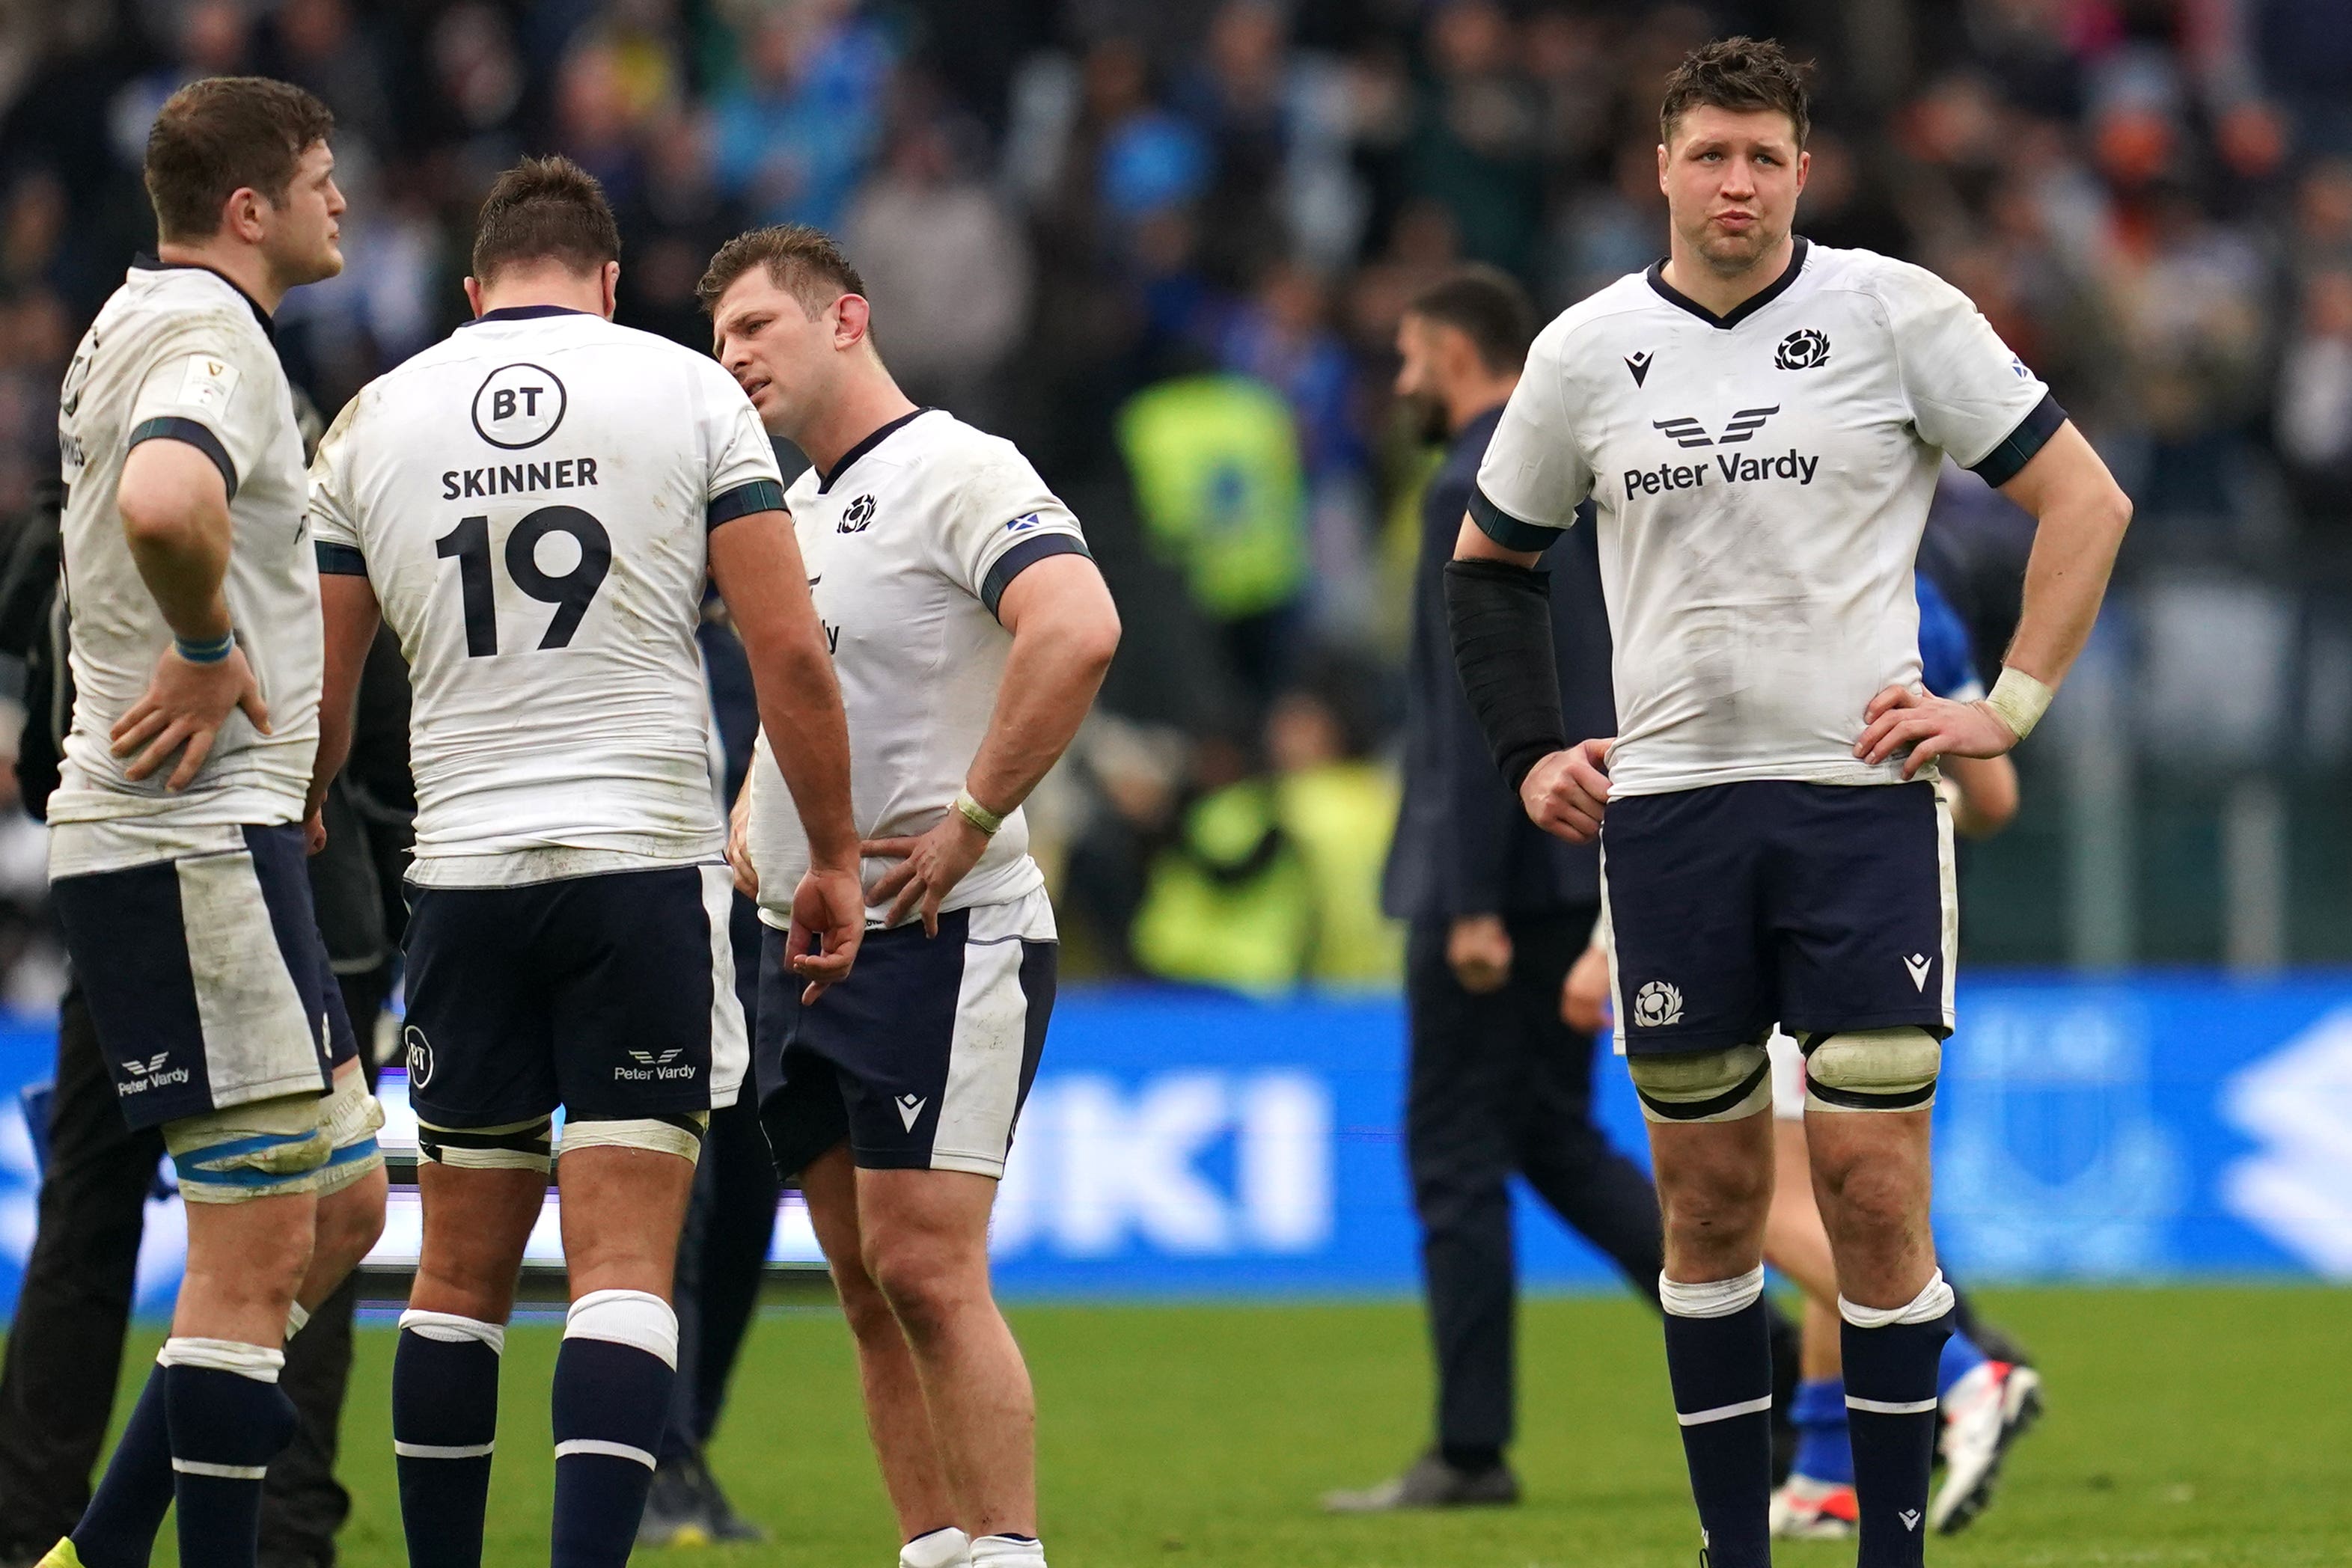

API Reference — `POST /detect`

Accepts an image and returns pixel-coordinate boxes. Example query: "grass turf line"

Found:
[106,1284,2350,1566]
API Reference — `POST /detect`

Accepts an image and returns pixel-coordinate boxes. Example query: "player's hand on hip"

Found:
[864,813,989,938]
[1854,685,2019,778]
[1562,940,1612,1033]
[727,784,758,898]
[1446,914,1512,993]
[1520,736,1611,844]
[786,866,865,1005]
[111,643,270,790]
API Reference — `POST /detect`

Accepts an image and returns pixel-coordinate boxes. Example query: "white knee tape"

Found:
[1658,1264,1765,1319]
[398,1309,507,1355]
[159,1337,284,1380]
[1802,1027,1942,1113]
[417,1115,553,1172]
[1627,1041,1773,1124]
[555,1112,706,1164]
[1838,1268,1955,1329]
[162,1093,334,1203]
[565,1288,678,1368]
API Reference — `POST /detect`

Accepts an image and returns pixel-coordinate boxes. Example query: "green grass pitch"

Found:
[114,1284,2349,1565]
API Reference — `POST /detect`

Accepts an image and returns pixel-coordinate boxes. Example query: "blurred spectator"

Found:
[616,110,749,348]
[711,1,895,233]
[1406,0,1542,279]
[2278,268,2352,525]
[1265,676,1402,986]
[1117,371,1310,700]
[845,113,1030,420]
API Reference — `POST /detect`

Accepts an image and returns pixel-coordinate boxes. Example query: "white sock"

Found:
[969,1534,1045,1568]
[899,1525,971,1568]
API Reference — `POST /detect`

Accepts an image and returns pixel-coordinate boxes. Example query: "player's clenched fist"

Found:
[1852,684,2019,778]
[1520,735,1611,844]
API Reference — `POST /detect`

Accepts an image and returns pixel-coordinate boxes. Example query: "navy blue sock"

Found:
[1843,1284,1954,1568]
[393,1311,505,1568]
[68,1362,172,1568]
[161,1344,298,1568]
[1658,1271,1772,1568]
[552,1290,677,1568]
[1790,1376,1855,1485]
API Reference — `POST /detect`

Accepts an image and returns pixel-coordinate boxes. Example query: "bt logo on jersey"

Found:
[471,363,568,450]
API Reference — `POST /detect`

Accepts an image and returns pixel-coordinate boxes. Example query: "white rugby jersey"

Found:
[49,260,320,860]
[1473,239,2059,797]
[746,408,1088,928]
[308,306,783,885]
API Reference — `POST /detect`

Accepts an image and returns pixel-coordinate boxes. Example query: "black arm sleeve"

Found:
[1444,557,1568,794]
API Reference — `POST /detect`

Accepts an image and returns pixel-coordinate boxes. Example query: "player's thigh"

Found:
[546,863,744,1128]
[555,1144,698,1297]
[1771,780,1955,1039]
[402,881,560,1148]
[792,892,1058,1183]
[855,1164,1001,1305]
[1601,784,1773,1053]
[412,1161,546,1318]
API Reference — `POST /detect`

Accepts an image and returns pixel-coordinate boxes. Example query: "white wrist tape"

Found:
[1982,667,2053,741]
[954,788,1004,837]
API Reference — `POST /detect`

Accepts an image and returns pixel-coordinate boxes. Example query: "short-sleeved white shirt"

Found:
[1473,240,2060,797]
[308,306,784,886]
[49,260,320,870]
[746,408,1089,928]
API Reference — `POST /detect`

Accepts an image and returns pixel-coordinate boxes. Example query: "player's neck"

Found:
[155,239,284,315]
[794,367,919,483]
[1659,231,1797,321]
[473,265,611,319]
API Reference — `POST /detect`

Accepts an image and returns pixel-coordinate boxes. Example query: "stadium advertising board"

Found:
[0,976,2344,1312]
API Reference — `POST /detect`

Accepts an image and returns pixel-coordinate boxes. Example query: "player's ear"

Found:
[1794,147,1811,195]
[462,275,485,318]
[225,186,266,245]
[834,293,873,351]
[1655,141,1670,195]
[600,260,620,321]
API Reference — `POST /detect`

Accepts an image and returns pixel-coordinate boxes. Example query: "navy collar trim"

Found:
[1645,236,1809,330]
[818,407,935,494]
[463,304,595,326]
[132,254,275,340]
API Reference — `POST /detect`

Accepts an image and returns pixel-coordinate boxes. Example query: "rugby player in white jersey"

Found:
[39,79,387,1568]
[701,227,1120,1568]
[1444,39,2132,1568]
[303,160,860,1568]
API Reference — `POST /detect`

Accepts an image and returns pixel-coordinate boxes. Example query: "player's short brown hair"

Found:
[1406,266,1536,375]
[1659,36,1811,149]
[471,156,621,283]
[696,224,868,319]
[144,76,335,243]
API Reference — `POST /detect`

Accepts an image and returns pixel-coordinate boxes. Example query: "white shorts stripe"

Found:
[1845,1394,1940,1415]
[172,1458,268,1480]
[1675,1394,1774,1427]
[700,862,747,1108]
[392,1441,495,1459]
[931,889,1052,1176]
[553,1438,656,1468]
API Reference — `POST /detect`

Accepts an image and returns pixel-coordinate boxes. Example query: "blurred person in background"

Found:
[1117,369,1308,701]
[845,109,1031,425]
[1325,266,1681,1512]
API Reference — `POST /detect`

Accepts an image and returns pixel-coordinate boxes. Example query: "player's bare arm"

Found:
[1449,517,1611,844]
[709,506,864,999]
[866,551,1120,934]
[1855,420,2131,776]
[109,436,271,789]
[305,572,382,852]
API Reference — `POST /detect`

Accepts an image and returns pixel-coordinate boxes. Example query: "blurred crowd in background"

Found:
[1,0,2351,1000]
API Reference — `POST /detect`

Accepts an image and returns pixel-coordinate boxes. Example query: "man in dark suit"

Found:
[1329,268,1783,1510]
